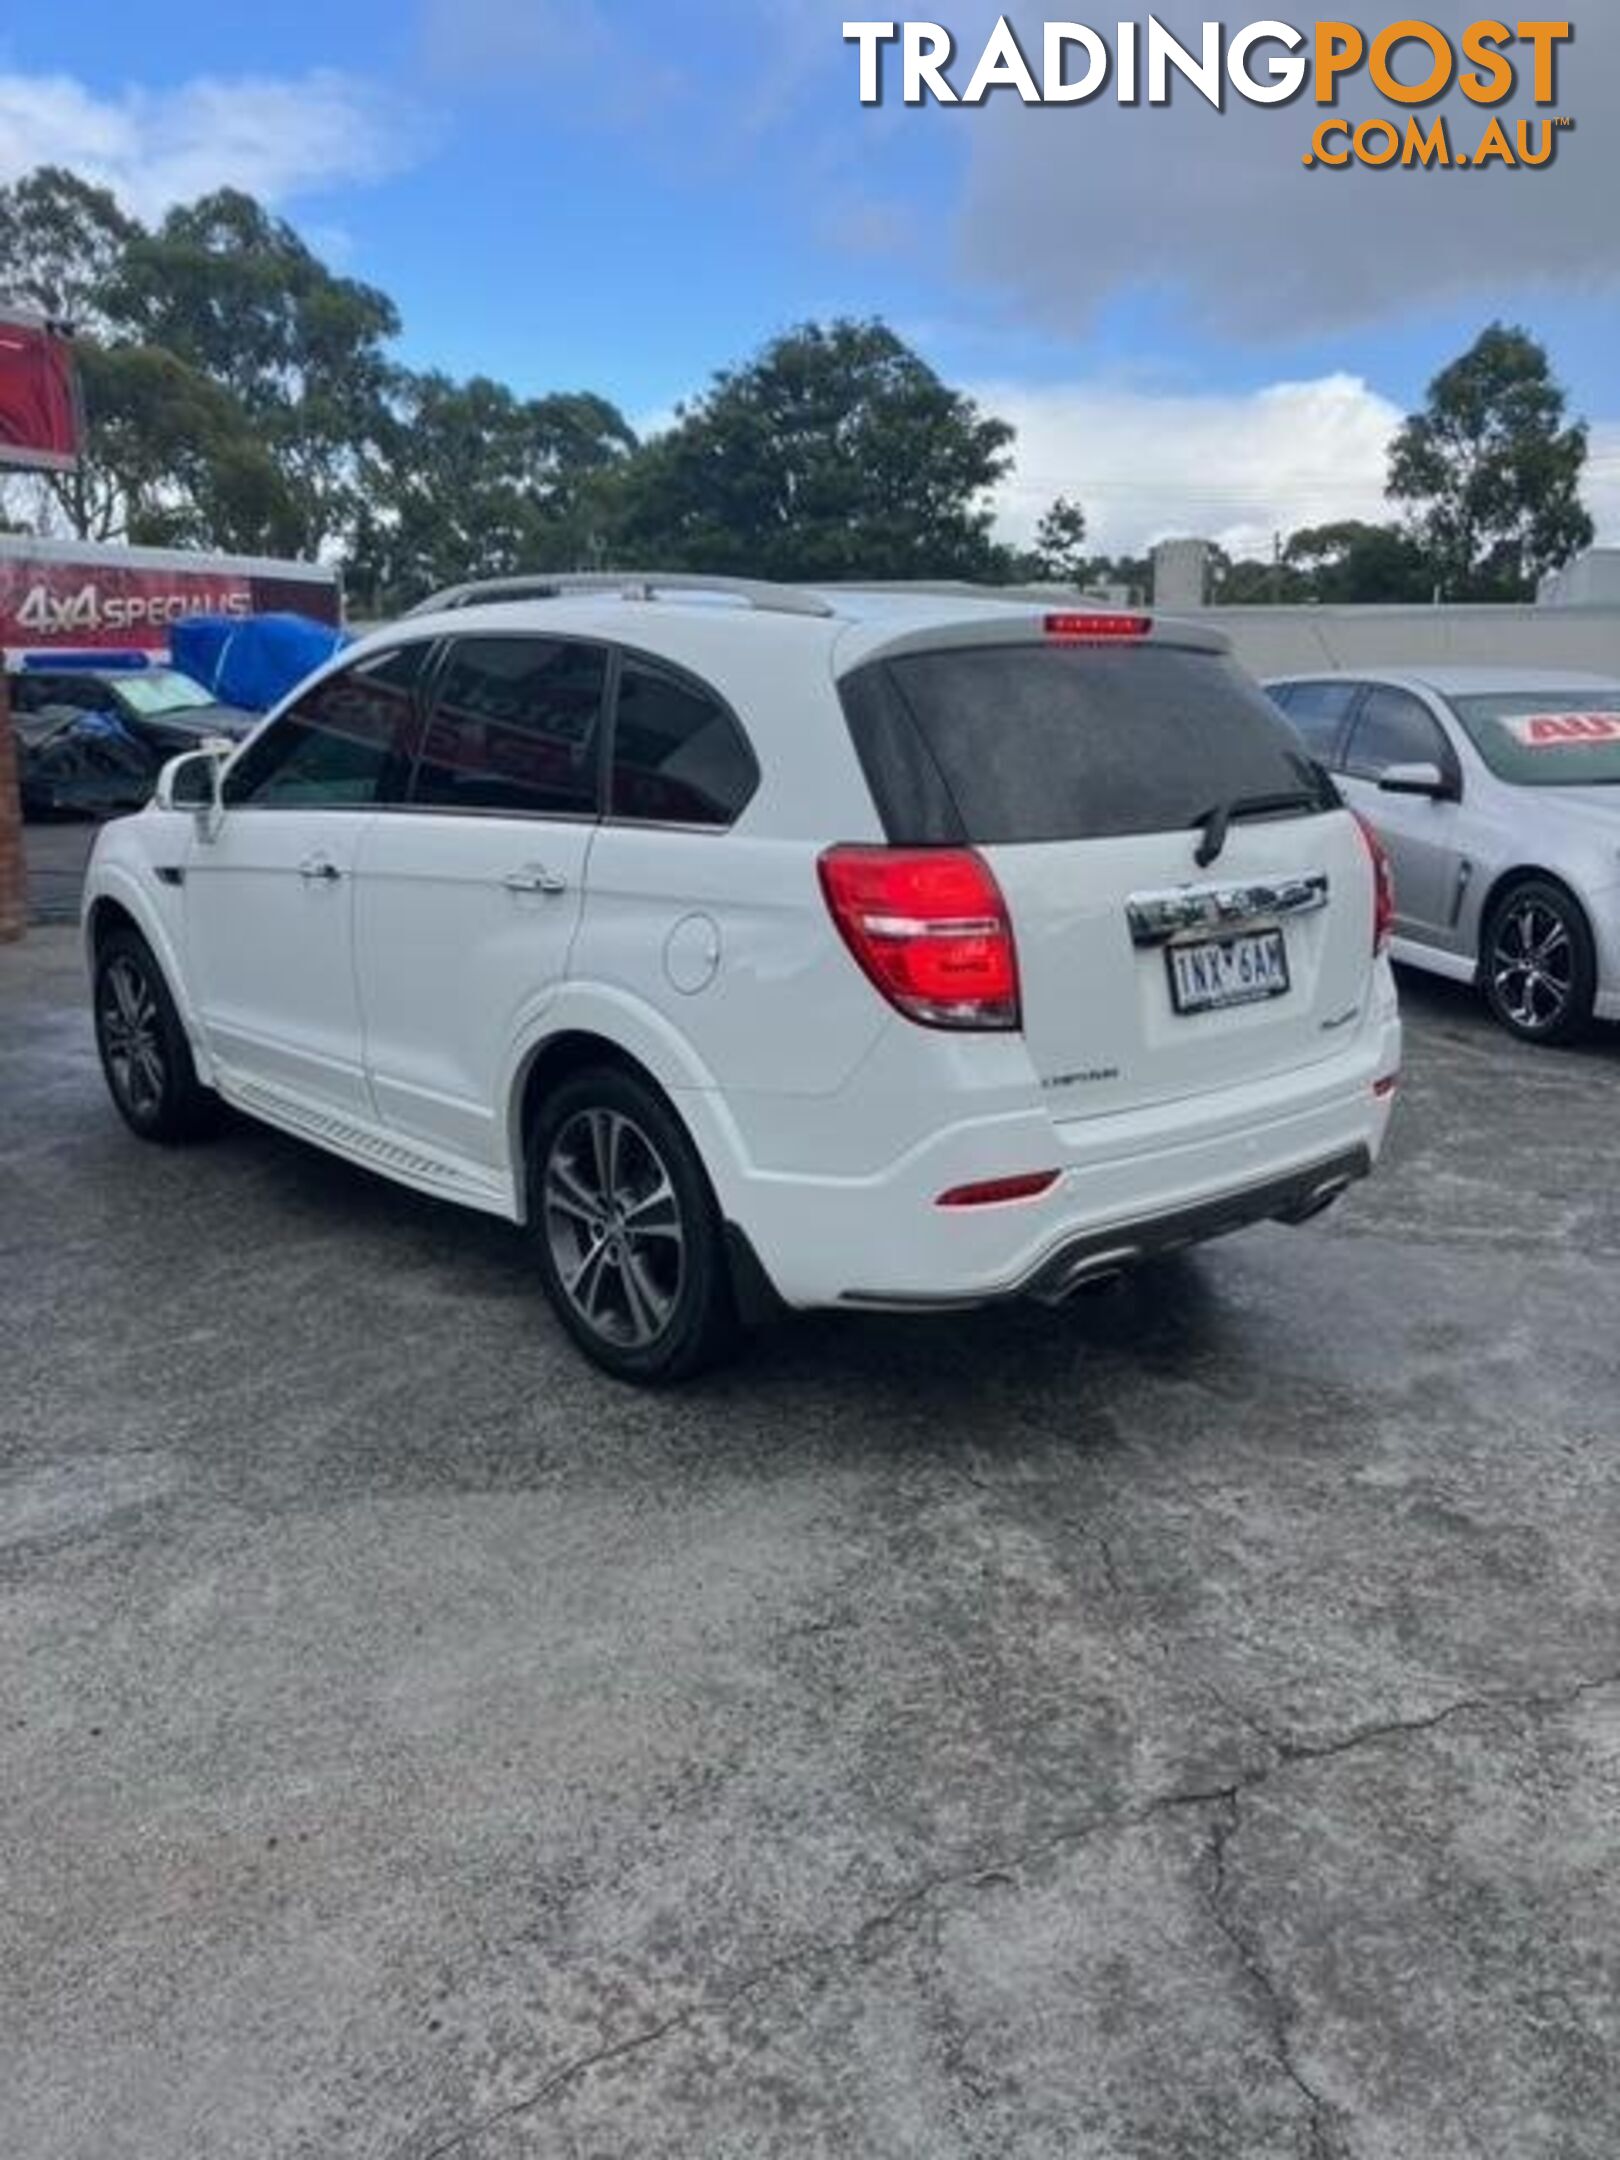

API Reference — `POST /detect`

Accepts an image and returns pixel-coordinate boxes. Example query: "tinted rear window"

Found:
[610,657,757,825]
[842,644,1337,845]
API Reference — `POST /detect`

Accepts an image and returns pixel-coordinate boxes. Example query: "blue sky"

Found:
[5,1,1618,554]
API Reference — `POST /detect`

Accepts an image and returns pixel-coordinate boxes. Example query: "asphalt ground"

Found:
[3,924,1618,2159]
[18,816,97,925]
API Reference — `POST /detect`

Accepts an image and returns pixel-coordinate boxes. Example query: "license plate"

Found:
[1166,928,1290,1014]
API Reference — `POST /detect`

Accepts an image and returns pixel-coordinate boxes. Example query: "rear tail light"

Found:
[817,845,1020,1030]
[1352,811,1395,956]
[1373,1073,1399,1100]
[1044,612,1151,642]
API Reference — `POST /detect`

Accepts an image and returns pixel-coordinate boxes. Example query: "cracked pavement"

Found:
[3,925,1619,2158]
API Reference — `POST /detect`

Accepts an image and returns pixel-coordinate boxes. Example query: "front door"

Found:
[184,642,429,1117]
[1334,683,1463,946]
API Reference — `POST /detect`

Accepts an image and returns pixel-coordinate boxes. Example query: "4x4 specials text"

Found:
[844,19,1574,168]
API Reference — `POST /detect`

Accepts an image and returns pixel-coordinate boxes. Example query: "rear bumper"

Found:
[711,1001,1400,1310]
[842,1145,1371,1310]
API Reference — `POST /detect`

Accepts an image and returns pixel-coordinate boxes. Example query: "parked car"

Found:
[9,661,255,817]
[82,576,1401,1381]
[1268,667,1620,1045]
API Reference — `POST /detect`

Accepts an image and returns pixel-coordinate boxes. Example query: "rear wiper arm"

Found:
[1191,790,1321,869]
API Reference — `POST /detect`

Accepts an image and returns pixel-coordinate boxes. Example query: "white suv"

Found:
[83,575,1401,1381]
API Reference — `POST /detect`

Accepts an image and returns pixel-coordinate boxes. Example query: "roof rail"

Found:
[406,571,835,621]
[822,580,1124,607]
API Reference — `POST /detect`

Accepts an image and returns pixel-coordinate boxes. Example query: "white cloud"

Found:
[979,374,1620,559]
[941,0,1620,338]
[0,69,423,222]
[418,0,686,125]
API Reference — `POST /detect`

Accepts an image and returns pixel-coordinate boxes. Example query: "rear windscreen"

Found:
[840,643,1338,845]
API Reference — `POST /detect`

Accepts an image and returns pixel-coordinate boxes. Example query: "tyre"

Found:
[1481,877,1596,1046]
[527,1064,740,1383]
[93,927,219,1142]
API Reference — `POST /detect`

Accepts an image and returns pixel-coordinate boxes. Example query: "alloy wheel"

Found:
[542,1108,686,1348]
[1490,898,1574,1036]
[99,956,166,1120]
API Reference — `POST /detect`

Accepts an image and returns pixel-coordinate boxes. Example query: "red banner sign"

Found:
[0,312,81,471]
[0,554,340,650]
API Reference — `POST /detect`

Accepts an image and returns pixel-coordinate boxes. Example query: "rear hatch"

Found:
[838,628,1376,1120]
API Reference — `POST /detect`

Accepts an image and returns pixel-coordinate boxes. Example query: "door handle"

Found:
[502,865,568,896]
[299,855,342,883]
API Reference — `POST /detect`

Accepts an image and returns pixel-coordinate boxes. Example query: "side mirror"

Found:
[154,747,226,834]
[1377,760,1451,800]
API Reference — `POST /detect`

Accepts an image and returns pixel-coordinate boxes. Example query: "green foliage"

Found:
[1078,553,1152,604]
[1207,545,1308,607]
[1388,324,1593,601]
[0,166,137,330]
[352,376,636,610]
[113,190,401,557]
[1283,521,1433,604]
[609,319,1015,582]
[1029,494,1090,583]
[55,342,300,550]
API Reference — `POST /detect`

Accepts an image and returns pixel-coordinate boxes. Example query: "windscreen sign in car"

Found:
[0,536,341,654]
[1504,710,1620,746]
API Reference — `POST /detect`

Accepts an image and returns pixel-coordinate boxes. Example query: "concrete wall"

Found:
[1149,539,1210,613]
[1539,548,1620,608]
[1182,603,1620,680]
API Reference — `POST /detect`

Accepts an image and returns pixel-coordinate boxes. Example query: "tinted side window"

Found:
[413,637,606,817]
[1274,679,1360,763]
[224,644,427,808]
[610,659,757,826]
[1343,687,1449,780]
[845,644,1336,846]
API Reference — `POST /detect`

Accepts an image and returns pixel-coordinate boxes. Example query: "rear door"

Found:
[840,634,1376,1121]
[353,632,605,1170]
[1270,678,1364,767]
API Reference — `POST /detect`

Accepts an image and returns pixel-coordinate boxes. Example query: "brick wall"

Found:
[0,672,24,942]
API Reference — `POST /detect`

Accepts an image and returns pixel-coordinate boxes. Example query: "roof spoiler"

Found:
[839,611,1231,671]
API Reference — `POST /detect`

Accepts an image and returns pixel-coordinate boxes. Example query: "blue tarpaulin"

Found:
[171,613,348,714]
[166,618,236,694]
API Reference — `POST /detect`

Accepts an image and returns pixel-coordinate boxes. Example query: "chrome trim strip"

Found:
[1127,873,1329,947]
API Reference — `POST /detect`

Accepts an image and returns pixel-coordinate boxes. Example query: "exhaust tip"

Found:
[1277,1175,1352,1227]
[1033,1243,1141,1305]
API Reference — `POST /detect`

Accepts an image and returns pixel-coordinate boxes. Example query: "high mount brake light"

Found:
[1351,811,1395,956]
[817,846,1020,1031]
[1044,613,1152,642]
